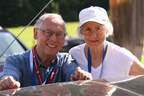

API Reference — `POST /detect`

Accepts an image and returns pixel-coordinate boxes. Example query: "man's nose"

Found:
[49,33,57,41]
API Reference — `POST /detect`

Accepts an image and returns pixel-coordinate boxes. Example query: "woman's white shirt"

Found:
[69,42,137,82]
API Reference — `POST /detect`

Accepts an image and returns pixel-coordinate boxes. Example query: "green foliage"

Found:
[58,0,109,21]
[0,0,33,27]
[0,0,109,27]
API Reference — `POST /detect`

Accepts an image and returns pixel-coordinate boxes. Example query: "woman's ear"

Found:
[78,28,83,38]
[105,30,109,37]
[34,28,38,40]
[104,26,109,37]
[106,28,109,35]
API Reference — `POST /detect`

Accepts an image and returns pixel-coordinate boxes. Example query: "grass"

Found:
[142,43,144,64]
[141,56,144,64]
[66,22,79,37]
[7,26,35,48]
[6,22,144,64]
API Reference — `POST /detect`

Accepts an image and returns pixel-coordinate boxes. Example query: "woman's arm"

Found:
[129,60,144,75]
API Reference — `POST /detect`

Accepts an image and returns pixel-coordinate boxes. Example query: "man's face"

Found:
[34,17,66,56]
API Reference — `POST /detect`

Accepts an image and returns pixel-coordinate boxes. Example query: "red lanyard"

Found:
[32,47,43,84]
[32,47,57,85]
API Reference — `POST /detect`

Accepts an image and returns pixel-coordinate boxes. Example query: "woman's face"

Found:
[80,22,108,47]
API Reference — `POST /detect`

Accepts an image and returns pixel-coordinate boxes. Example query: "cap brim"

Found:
[79,19,105,28]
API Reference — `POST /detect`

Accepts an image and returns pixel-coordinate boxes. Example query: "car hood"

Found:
[0,75,143,96]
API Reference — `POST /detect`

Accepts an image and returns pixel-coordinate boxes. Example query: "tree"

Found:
[0,0,109,27]
[109,0,144,60]
[58,0,109,21]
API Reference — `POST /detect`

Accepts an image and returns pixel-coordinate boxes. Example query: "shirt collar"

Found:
[35,49,47,69]
[34,49,57,69]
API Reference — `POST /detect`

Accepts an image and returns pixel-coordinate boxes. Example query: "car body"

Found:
[0,75,143,96]
[61,36,85,52]
[0,26,28,72]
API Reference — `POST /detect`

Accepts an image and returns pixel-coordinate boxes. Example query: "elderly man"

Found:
[0,13,92,90]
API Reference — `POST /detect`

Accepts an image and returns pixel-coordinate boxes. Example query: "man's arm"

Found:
[2,55,22,81]
[0,55,22,90]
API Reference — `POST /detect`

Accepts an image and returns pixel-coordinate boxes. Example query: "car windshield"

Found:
[0,32,25,62]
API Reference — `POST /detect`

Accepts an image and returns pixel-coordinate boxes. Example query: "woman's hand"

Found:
[71,67,92,81]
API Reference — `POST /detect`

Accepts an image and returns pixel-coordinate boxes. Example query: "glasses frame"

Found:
[38,28,66,39]
[81,26,105,36]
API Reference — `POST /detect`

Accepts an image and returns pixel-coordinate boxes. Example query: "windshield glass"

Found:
[0,32,25,62]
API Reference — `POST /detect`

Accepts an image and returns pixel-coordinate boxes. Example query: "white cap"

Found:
[79,6,110,27]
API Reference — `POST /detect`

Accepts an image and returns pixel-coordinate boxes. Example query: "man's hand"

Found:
[0,76,20,91]
[71,67,92,81]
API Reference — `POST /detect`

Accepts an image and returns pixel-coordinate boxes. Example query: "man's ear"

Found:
[34,28,38,40]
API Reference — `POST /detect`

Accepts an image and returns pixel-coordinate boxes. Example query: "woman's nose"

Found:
[91,30,98,38]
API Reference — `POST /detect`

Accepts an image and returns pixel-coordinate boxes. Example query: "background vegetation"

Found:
[0,0,109,27]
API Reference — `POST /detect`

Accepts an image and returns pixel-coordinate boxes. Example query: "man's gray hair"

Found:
[35,13,65,29]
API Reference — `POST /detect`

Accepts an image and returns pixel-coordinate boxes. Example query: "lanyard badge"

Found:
[88,41,108,78]
[30,46,57,85]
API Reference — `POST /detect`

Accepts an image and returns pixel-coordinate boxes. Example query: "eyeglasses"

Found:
[81,27,104,36]
[38,28,66,39]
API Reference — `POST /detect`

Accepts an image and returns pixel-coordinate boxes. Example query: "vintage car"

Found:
[0,26,28,72]
[0,75,143,96]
